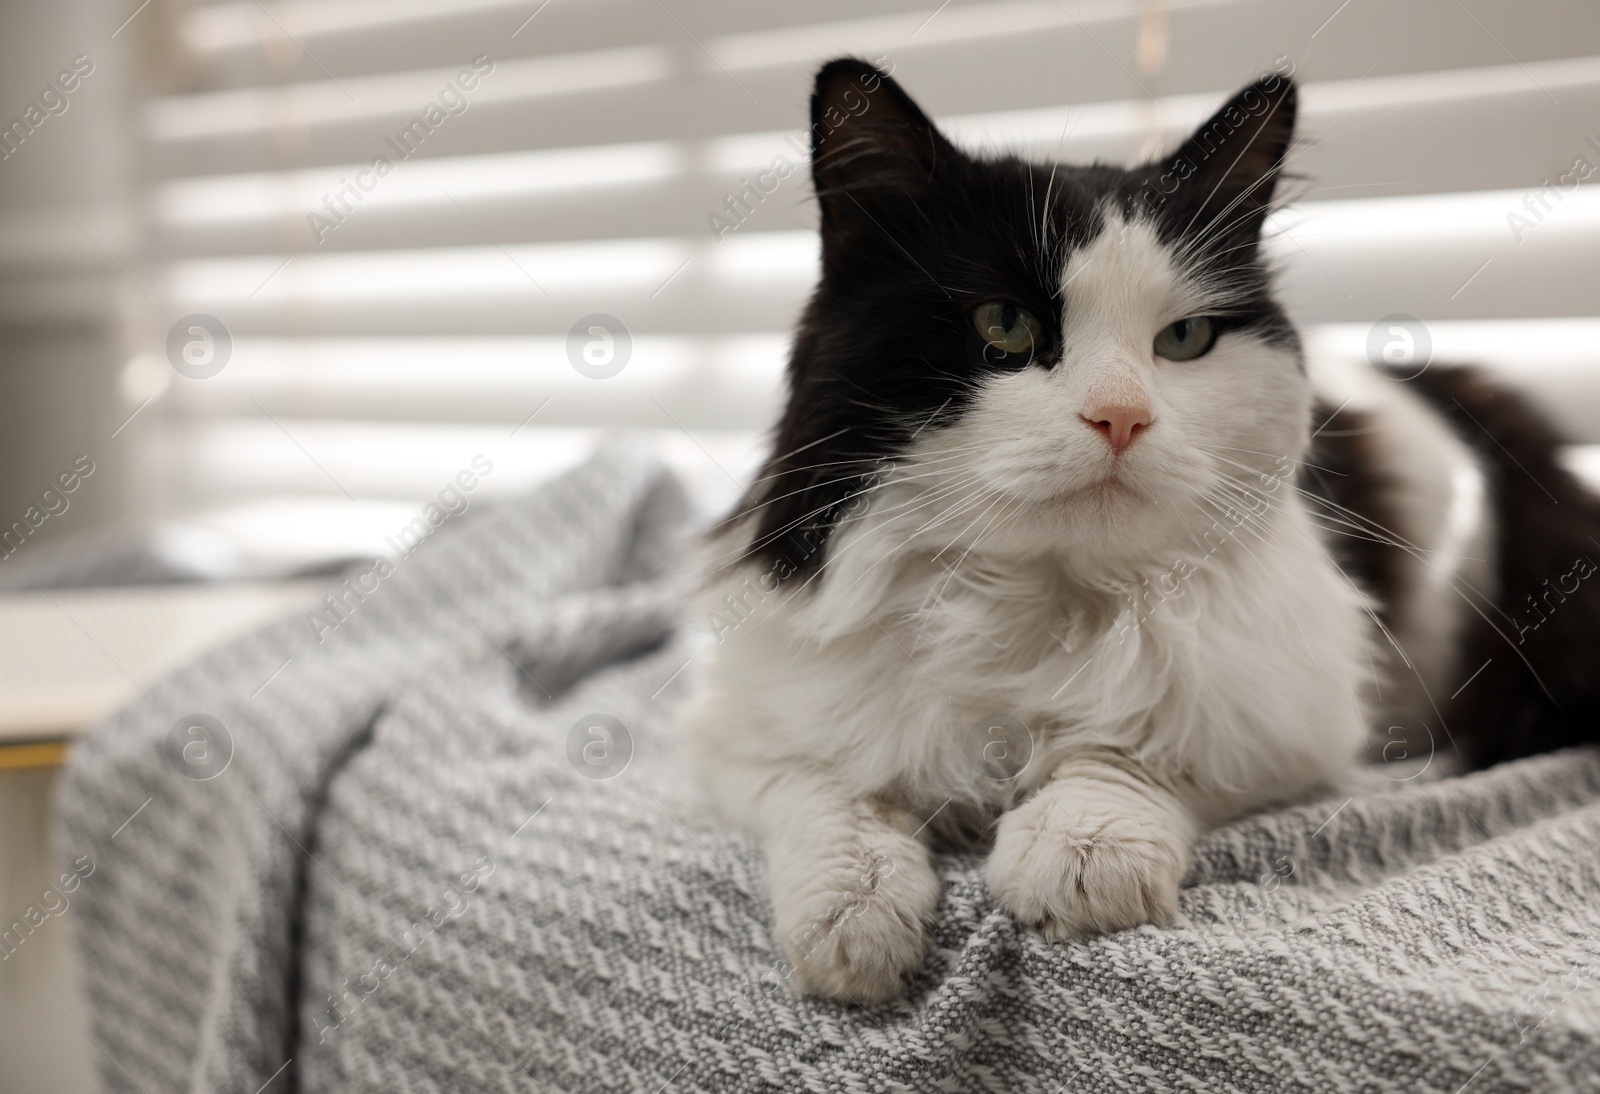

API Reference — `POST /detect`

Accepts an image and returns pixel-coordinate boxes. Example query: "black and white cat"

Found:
[680,59,1600,1003]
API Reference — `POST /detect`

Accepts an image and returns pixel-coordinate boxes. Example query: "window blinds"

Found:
[135,0,1600,567]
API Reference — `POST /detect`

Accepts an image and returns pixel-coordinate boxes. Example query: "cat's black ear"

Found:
[1144,74,1297,247]
[810,58,957,253]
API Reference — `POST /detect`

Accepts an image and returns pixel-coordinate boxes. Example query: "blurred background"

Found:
[0,0,1598,1088]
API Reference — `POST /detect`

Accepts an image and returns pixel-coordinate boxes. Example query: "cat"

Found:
[678,57,1600,1004]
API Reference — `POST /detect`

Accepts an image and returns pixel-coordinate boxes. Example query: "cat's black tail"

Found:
[1409,366,1600,769]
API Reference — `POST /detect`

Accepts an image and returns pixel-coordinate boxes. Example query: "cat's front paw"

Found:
[986,772,1191,940]
[770,824,940,1004]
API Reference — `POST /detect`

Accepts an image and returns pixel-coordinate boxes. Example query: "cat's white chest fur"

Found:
[686,485,1370,836]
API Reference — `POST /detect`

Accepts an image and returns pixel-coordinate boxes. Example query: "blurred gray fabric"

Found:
[57,447,1600,1093]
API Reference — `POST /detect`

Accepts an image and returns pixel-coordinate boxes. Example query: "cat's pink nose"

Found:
[1081,404,1151,453]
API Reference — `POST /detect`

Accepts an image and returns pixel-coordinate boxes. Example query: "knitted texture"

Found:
[57,448,1600,1093]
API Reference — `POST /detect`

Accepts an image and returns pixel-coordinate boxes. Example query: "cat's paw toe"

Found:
[986,786,1187,940]
[774,838,940,1004]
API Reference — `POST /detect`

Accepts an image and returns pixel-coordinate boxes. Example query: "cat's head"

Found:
[730,58,1306,587]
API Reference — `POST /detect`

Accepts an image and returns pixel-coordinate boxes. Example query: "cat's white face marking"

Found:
[901,211,1311,560]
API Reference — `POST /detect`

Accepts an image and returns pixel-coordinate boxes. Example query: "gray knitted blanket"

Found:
[57,448,1600,1093]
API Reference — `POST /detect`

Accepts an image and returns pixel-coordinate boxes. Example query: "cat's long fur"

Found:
[679,59,1600,1003]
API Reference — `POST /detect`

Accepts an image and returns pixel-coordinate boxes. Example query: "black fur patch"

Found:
[1302,403,1405,626]
[1409,366,1600,769]
[723,59,1301,583]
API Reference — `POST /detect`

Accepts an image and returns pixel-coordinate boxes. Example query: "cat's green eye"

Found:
[973,302,1041,356]
[1153,316,1218,361]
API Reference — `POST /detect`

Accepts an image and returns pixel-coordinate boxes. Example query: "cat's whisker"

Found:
[1204,472,1558,702]
[806,474,990,576]
[721,450,999,561]
[1180,493,1361,698]
[779,479,994,608]
[911,506,1014,649]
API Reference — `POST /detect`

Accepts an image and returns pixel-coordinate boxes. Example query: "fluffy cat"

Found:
[679,58,1600,1004]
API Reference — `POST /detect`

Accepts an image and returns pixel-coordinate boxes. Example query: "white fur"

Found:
[1306,354,1498,726]
[681,214,1378,1002]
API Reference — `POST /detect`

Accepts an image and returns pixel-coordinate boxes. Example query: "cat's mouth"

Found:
[1023,470,1147,511]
